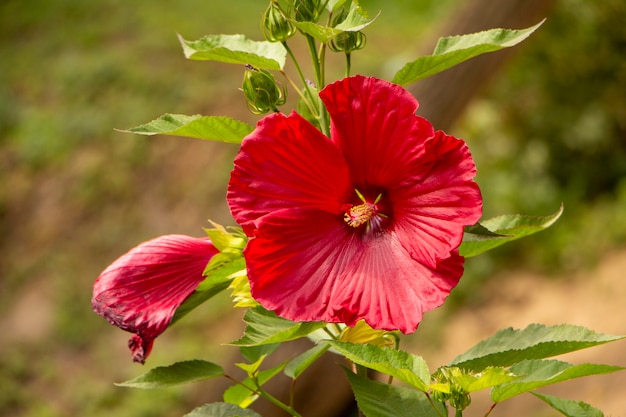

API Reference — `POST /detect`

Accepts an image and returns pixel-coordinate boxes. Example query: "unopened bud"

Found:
[294,0,322,23]
[263,1,296,42]
[242,65,286,114]
[329,9,366,53]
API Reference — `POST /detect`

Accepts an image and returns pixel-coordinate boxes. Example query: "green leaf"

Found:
[223,361,287,408]
[326,0,349,12]
[116,360,224,389]
[327,341,430,391]
[345,370,446,417]
[449,324,624,372]
[491,359,623,402]
[204,223,247,253]
[239,344,281,363]
[184,402,262,417]
[459,204,563,257]
[392,20,545,85]
[284,343,330,378]
[178,34,286,70]
[119,114,254,144]
[532,392,604,417]
[292,3,378,43]
[229,307,326,346]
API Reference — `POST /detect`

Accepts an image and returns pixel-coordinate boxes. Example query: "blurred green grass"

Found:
[1,0,625,416]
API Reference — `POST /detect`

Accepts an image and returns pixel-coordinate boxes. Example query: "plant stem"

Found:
[484,402,498,417]
[224,374,302,417]
[455,409,463,417]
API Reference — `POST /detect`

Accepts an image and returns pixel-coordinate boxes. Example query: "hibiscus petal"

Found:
[228,111,352,234]
[245,208,464,334]
[392,131,482,267]
[92,235,218,363]
[320,75,435,188]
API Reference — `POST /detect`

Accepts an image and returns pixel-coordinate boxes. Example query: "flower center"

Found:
[343,190,388,234]
[344,202,376,228]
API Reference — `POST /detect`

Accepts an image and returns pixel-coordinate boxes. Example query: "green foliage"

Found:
[178,34,287,70]
[532,393,604,417]
[460,204,563,257]
[491,359,623,402]
[449,324,624,371]
[283,343,330,378]
[392,20,544,85]
[184,402,262,417]
[116,360,224,389]
[327,341,430,391]
[120,114,254,144]
[223,360,287,408]
[292,2,379,43]
[345,371,445,417]
[229,307,327,346]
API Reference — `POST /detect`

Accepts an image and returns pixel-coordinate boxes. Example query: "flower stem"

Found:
[484,402,498,417]
[224,374,302,417]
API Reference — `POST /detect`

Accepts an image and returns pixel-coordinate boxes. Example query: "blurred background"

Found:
[1,0,625,416]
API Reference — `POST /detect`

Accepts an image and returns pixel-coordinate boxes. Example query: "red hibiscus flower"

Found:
[227,75,482,333]
[92,235,218,363]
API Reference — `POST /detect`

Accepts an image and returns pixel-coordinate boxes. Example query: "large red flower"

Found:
[92,235,218,363]
[227,75,482,333]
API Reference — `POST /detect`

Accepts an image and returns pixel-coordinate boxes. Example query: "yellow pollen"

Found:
[344,203,375,228]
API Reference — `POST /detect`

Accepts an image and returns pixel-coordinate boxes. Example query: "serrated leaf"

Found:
[239,344,281,363]
[119,114,254,144]
[292,3,378,43]
[184,402,262,417]
[116,360,224,389]
[178,34,286,70]
[223,361,287,408]
[459,204,563,257]
[327,341,430,391]
[491,359,623,402]
[229,307,326,346]
[532,392,604,417]
[449,324,624,372]
[345,370,445,417]
[284,343,330,378]
[392,20,544,85]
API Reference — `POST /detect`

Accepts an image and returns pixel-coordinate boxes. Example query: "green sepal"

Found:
[459,204,563,257]
[118,114,253,144]
[449,323,624,372]
[532,392,604,417]
[115,360,224,389]
[184,402,262,417]
[345,370,446,417]
[392,20,545,85]
[178,34,287,70]
[327,341,430,391]
[434,366,519,393]
[491,359,624,402]
[229,306,327,346]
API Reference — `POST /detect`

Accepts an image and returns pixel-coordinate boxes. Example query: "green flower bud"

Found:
[449,387,472,411]
[294,0,322,23]
[329,8,366,53]
[263,1,296,42]
[241,65,286,114]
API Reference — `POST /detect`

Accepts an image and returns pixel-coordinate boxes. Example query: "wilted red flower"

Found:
[227,75,482,333]
[92,235,218,363]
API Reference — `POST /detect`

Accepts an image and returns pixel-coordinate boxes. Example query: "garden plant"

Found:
[91,1,624,416]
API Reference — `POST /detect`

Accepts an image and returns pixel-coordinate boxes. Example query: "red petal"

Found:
[92,235,218,363]
[228,111,352,234]
[391,131,482,267]
[245,208,464,334]
[320,75,435,188]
